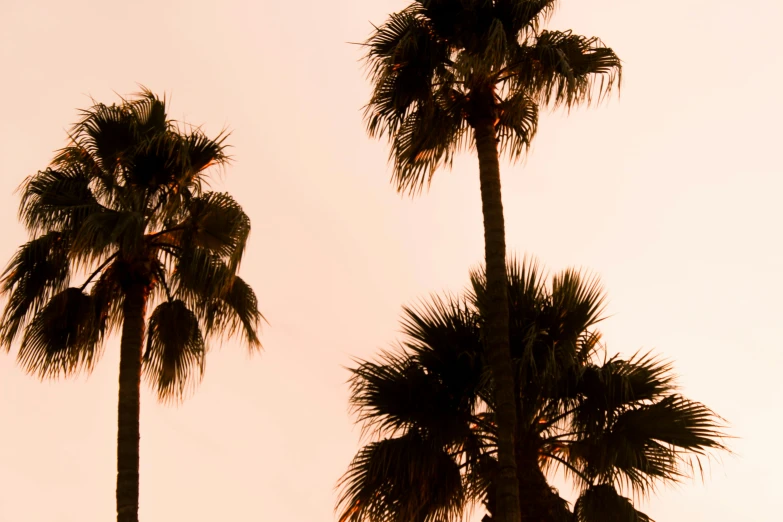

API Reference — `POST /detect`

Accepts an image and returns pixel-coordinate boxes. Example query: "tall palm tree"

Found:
[362,3,621,520]
[338,257,726,522]
[0,90,263,522]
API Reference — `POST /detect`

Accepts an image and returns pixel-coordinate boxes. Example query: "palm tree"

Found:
[0,90,263,522]
[362,3,621,520]
[337,257,726,522]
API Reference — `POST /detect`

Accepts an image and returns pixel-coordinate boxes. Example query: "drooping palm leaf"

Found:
[17,288,104,377]
[172,248,262,348]
[0,232,71,346]
[144,300,205,402]
[337,433,465,522]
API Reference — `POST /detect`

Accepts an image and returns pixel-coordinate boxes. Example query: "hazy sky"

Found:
[1,0,781,520]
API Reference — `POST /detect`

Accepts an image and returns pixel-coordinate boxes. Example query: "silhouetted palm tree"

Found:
[0,90,263,522]
[338,258,725,522]
[362,4,621,519]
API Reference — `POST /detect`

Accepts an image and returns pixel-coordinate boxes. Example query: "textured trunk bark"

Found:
[116,283,148,522]
[517,453,570,522]
[474,118,521,522]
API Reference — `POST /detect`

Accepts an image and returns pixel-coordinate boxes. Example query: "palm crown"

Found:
[365,0,622,194]
[338,258,726,522]
[0,89,262,399]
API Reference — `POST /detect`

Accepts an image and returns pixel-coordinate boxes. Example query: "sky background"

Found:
[0,0,781,520]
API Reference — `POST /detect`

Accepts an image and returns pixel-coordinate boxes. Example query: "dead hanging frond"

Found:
[144,300,206,403]
[17,288,105,378]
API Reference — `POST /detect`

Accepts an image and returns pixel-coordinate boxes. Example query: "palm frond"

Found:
[16,288,104,378]
[89,261,125,337]
[173,248,263,349]
[19,166,105,235]
[173,247,234,300]
[389,100,468,195]
[549,267,607,333]
[181,127,230,179]
[469,254,544,312]
[512,30,622,108]
[613,395,726,454]
[127,87,169,137]
[144,300,205,402]
[365,6,452,139]
[349,350,426,437]
[125,130,182,188]
[578,352,676,412]
[0,232,70,347]
[573,484,652,522]
[337,433,464,522]
[349,347,478,444]
[495,89,538,161]
[71,101,136,173]
[172,192,251,272]
[570,393,726,493]
[50,144,118,207]
[203,275,263,349]
[494,0,559,36]
[70,210,144,263]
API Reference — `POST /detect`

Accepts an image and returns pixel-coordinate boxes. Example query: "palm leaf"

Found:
[511,30,622,107]
[71,101,136,173]
[0,232,71,347]
[494,0,559,36]
[175,192,251,272]
[202,275,262,348]
[365,6,452,138]
[19,166,105,234]
[496,90,538,161]
[549,267,607,334]
[181,127,230,179]
[127,88,169,137]
[89,261,125,337]
[612,395,726,453]
[144,300,205,402]
[337,433,465,522]
[70,210,145,262]
[173,248,263,349]
[17,288,104,378]
[389,98,468,195]
[570,393,726,492]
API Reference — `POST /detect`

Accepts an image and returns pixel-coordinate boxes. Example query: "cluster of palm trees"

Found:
[337,259,725,522]
[0,2,726,522]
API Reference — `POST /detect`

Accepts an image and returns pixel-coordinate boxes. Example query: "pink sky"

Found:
[0,0,780,520]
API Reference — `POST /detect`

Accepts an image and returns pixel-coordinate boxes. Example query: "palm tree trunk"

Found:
[474,118,522,522]
[116,283,148,522]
